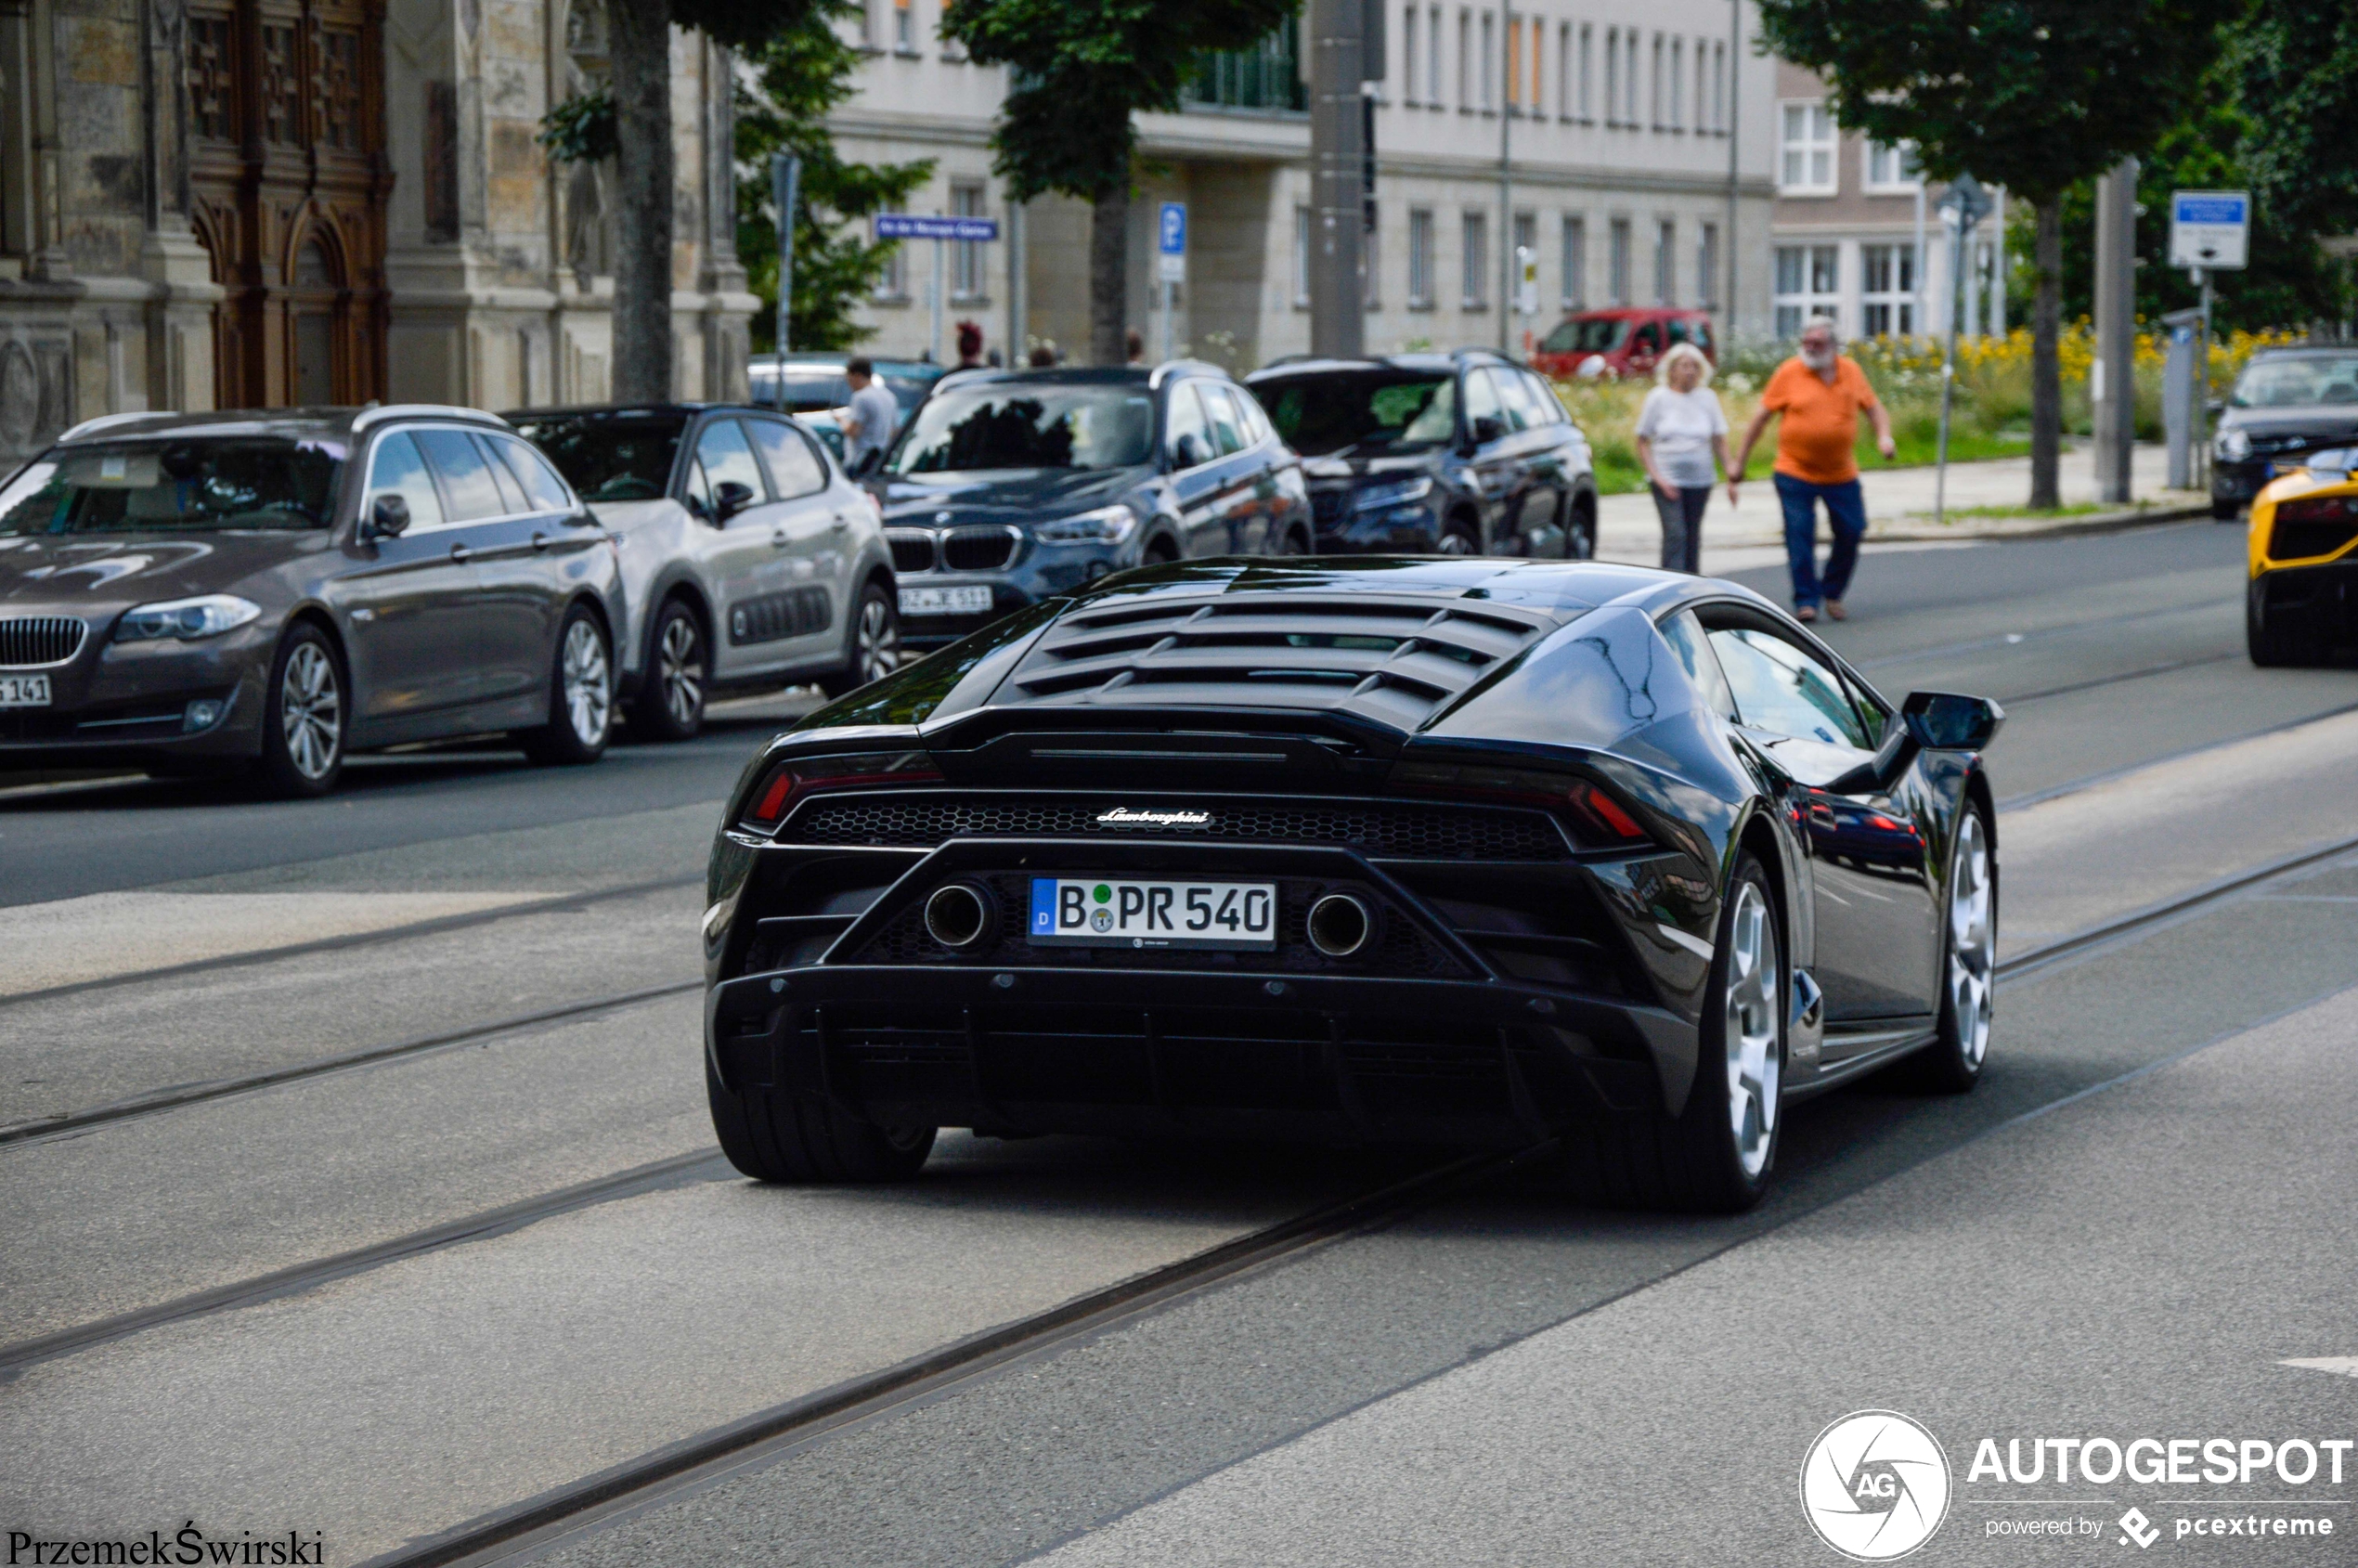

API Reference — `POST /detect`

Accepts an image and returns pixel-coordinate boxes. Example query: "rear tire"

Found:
[629,597,706,741]
[1570,853,1783,1212]
[707,1057,937,1183]
[253,623,345,798]
[2247,577,2318,667]
[2210,498,2240,521]
[521,604,613,765]
[1564,492,1597,560]
[818,579,900,698]
[1904,801,1996,1093]
[1437,516,1480,555]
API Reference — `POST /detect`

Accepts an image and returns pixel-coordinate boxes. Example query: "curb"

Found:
[1861,499,2215,544]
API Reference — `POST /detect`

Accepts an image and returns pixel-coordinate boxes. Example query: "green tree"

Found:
[2228,0,2358,323]
[942,0,1297,365]
[1757,0,2241,507]
[735,5,935,353]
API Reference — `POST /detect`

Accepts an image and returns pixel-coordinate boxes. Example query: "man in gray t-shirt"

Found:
[842,357,900,471]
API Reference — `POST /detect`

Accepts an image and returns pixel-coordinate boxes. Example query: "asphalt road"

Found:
[3,520,2353,1568]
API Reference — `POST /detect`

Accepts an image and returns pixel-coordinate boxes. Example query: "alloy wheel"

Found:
[1947,811,1995,1070]
[853,594,900,685]
[1436,529,1476,556]
[279,641,342,782]
[657,613,704,730]
[1722,879,1781,1180]
[562,618,612,746]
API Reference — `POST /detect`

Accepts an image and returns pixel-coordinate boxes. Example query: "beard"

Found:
[1800,341,1836,370]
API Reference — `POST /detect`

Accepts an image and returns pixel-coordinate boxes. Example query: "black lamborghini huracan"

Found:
[701,558,2002,1212]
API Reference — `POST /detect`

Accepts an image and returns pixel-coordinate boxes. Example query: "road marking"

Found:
[2281,1356,2358,1379]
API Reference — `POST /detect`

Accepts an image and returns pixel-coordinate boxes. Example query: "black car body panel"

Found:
[0,406,622,767]
[1246,352,1600,559]
[873,365,1313,653]
[701,558,1997,1149]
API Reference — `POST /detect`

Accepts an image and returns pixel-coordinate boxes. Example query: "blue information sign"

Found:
[874,214,1000,242]
[1159,202,1187,255]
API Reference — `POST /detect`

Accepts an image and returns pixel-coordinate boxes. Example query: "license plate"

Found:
[0,673,51,707]
[900,585,994,616]
[1029,877,1278,951]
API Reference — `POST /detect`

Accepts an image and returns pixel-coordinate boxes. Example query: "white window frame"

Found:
[1863,140,1922,194]
[1773,243,1840,339]
[1860,242,1916,337]
[1408,207,1436,308]
[1461,209,1489,308]
[1561,213,1585,308]
[1779,100,1837,195]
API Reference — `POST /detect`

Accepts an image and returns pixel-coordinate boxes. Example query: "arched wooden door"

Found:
[186,0,389,408]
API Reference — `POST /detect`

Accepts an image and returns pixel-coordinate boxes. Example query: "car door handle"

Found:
[447,544,472,564]
[828,514,850,530]
[531,532,550,552]
[771,528,791,548]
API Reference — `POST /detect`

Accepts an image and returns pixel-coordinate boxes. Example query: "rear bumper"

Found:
[2254,558,2358,641]
[706,963,1696,1146]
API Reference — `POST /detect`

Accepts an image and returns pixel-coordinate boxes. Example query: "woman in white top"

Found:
[1633,343,1736,575]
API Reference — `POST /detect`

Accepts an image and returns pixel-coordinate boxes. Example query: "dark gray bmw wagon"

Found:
[0,404,625,795]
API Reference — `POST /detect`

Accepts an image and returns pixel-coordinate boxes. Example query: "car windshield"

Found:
[514,416,683,502]
[1254,374,1457,457]
[755,369,852,412]
[887,385,1156,473]
[1540,317,1632,355]
[2230,355,2358,409]
[0,436,343,535]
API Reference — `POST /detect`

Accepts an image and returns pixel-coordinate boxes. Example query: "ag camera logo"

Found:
[1801,1410,1953,1561]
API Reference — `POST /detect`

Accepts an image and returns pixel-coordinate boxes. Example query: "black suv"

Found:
[1246,351,1599,559]
[873,363,1311,653]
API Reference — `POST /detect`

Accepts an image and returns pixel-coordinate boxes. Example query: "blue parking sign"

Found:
[1160,203,1186,256]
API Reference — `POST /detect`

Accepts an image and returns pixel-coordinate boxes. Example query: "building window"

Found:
[1556,22,1569,117]
[1458,9,1471,109]
[1576,24,1592,120]
[1428,6,1444,106]
[1479,13,1494,111]
[1774,244,1839,338]
[1649,34,1662,130]
[877,237,907,301]
[1653,218,1675,305]
[1623,31,1639,124]
[1608,217,1630,305]
[1861,243,1916,336]
[1711,43,1725,133]
[1293,204,1313,306]
[1863,141,1921,193]
[1402,6,1418,103]
[1561,214,1585,307]
[1780,102,1836,193]
[1527,18,1541,110]
[1461,210,1488,307]
[1408,208,1435,306]
[1513,211,1536,307]
[893,0,914,53]
[1602,27,1618,125]
[1693,36,1706,133]
[1669,37,1682,130]
[1506,16,1521,110]
[1698,222,1718,307]
[952,182,986,299]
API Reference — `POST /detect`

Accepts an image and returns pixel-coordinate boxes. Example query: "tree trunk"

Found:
[607,0,675,403]
[1089,184,1129,367]
[2029,199,2063,511]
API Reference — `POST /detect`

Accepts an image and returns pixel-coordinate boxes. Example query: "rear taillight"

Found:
[741,750,942,830]
[1393,761,1653,848]
[2276,493,2358,525]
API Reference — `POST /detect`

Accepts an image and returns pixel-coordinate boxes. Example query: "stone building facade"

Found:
[0,0,750,464]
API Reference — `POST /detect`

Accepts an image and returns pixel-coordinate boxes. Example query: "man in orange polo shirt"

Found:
[1731,316,1897,623]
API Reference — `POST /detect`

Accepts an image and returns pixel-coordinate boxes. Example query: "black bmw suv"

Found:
[873,364,1311,654]
[1246,351,1600,559]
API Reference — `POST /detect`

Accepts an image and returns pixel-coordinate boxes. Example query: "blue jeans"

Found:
[1773,473,1867,610]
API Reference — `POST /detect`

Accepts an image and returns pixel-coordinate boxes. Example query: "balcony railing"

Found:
[1185,20,1306,115]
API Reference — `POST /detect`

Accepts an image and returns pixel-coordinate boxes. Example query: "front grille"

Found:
[1309,487,1352,527]
[783,794,1572,860]
[2271,518,2358,561]
[943,526,1019,572]
[0,617,86,667]
[887,531,938,574]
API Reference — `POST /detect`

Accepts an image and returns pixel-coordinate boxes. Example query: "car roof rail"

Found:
[351,403,512,434]
[1148,357,1228,389]
[57,411,169,444]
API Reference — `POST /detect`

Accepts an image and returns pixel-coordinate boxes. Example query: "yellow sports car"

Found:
[2247,451,2358,666]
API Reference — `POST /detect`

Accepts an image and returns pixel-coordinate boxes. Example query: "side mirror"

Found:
[1471,415,1507,446]
[367,493,409,539]
[714,479,756,521]
[1171,433,1208,471]
[2206,400,2226,420]
[1902,690,2004,751]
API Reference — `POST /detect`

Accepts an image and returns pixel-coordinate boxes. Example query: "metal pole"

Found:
[768,153,800,402]
[1308,0,1367,357]
[1161,277,1174,362]
[1936,210,1962,525]
[2193,266,2212,493]
[2092,158,2137,505]
[1498,0,1512,351]
[931,229,945,364]
[1006,200,1024,366]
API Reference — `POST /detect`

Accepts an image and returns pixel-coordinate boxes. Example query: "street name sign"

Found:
[874,214,1001,242]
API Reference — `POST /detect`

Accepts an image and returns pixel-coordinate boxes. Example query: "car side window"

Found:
[747,419,827,499]
[471,433,529,514]
[1522,370,1566,424]
[1690,321,1714,353]
[366,432,447,531]
[1200,383,1247,457]
[1165,384,1213,469]
[493,434,575,512]
[1492,369,1541,432]
[1659,610,1737,722]
[1463,368,1503,431]
[1706,624,1876,751]
[414,428,506,522]
[1632,324,1663,357]
[694,420,770,515]
[1232,384,1274,447]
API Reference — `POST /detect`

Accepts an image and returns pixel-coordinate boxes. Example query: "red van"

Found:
[1530,309,1717,381]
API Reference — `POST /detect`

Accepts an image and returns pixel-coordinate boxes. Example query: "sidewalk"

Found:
[1598,442,2209,577]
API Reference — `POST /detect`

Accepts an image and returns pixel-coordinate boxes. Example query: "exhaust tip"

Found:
[924,883,995,951]
[1306,893,1372,958]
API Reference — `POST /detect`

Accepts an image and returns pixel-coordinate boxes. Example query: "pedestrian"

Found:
[1730,316,1897,623]
[841,356,900,472]
[1027,343,1058,368]
[1125,328,1146,366]
[1634,343,1734,576]
[955,320,985,369]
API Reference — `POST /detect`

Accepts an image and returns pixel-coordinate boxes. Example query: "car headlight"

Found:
[2217,427,2250,462]
[1350,476,1434,512]
[114,594,263,642]
[1035,505,1138,546]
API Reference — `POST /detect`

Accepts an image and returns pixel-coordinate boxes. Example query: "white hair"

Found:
[1801,315,1841,343]
[1655,342,1715,387]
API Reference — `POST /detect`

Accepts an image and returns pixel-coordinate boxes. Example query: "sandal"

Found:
[1826,600,1847,621]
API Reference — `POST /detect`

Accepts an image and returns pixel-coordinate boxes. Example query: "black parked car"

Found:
[2210,345,2358,519]
[1247,351,1599,559]
[872,364,1312,653]
[702,556,2002,1213]
[0,405,623,795]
